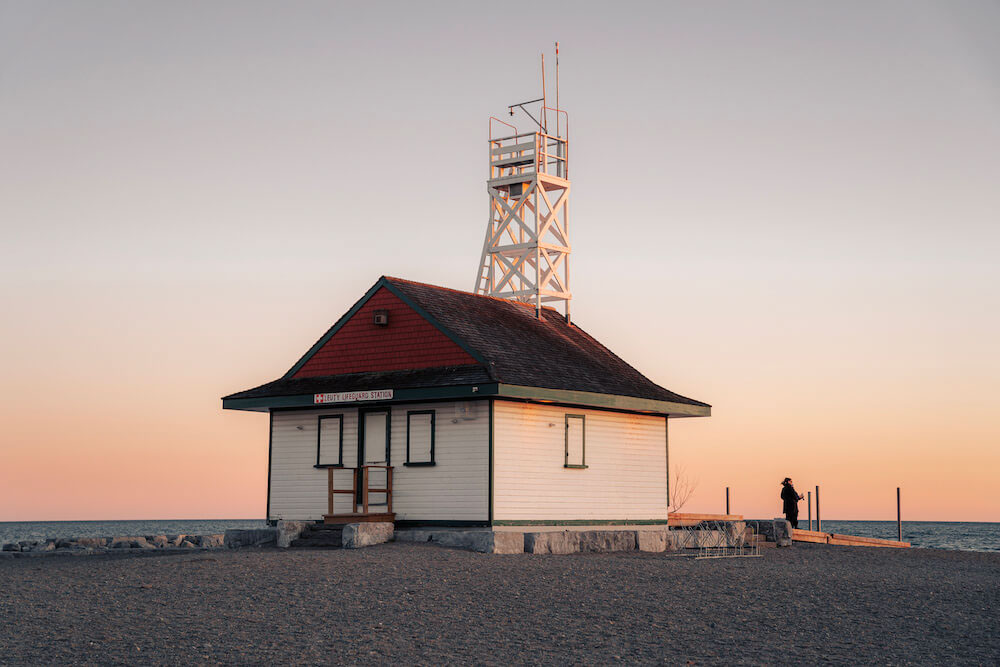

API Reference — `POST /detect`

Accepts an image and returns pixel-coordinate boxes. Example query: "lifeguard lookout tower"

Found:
[475,57,572,321]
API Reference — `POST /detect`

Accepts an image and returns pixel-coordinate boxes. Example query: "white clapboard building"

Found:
[223,82,710,527]
[222,276,710,527]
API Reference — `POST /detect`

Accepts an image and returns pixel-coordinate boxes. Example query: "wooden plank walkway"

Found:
[793,528,909,548]
[668,512,744,527]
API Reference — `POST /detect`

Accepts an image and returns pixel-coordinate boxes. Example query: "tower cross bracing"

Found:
[475,128,572,321]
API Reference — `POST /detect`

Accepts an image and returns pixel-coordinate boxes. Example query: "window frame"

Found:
[564,413,587,469]
[314,414,345,468]
[405,410,436,467]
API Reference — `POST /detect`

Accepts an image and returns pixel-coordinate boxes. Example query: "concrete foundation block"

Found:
[395,530,436,544]
[637,530,674,552]
[578,530,638,553]
[342,522,394,549]
[490,531,525,554]
[524,531,581,554]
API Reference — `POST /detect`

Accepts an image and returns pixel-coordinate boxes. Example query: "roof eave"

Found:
[223,381,710,417]
[495,384,711,417]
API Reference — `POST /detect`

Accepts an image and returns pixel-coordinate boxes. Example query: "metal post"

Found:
[815,485,821,532]
[808,491,812,531]
[897,487,902,542]
[726,487,730,515]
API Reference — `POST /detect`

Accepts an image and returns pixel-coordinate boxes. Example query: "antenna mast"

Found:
[475,45,571,322]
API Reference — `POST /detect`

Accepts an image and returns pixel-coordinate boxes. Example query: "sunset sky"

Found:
[2,1,998,522]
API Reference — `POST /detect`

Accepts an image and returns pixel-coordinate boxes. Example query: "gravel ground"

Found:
[1,542,998,665]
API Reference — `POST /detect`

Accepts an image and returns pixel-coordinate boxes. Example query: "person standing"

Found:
[781,477,804,528]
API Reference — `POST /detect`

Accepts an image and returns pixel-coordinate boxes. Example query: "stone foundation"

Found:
[342,522,394,549]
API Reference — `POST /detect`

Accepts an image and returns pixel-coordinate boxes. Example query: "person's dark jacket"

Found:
[781,484,800,515]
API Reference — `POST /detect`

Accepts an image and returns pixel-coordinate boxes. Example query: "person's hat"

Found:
[782,477,792,484]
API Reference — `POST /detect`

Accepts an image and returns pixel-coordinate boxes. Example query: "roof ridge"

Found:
[383,276,560,314]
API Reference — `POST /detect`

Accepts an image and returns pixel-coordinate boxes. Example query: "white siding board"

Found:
[390,401,488,521]
[492,401,668,522]
[268,400,488,522]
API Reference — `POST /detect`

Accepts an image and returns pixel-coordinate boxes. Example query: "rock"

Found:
[490,531,525,554]
[76,537,108,549]
[179,540,198,548]
[224,528,277,549]
[276,521,311,548]
[169,535,189,547]
[37,541,57,552]
[637,530,674,552]
[148,536,170,548]
[199,534,225,549]
[524,531,580,554]
[342,522,394,549]
[577,530,637,553]
[1,543,20,552]
[18,541,37,551]
[110,537,152,549]
[773,519,793,547]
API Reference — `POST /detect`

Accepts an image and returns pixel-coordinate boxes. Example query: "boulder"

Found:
[148,535,170,548]
[490,531,525,554]
[637,530,676,552]
[179,539,198,548]
[773,519,793,547]
[224,528,277,549]
[578,530,637,553]
[199,534,225,549]
[76,537,108,549]
[523,531,580,554]
[276,521,311,548]
[342,522,394,549]
[1,543,20,552]
[110,537,149,549]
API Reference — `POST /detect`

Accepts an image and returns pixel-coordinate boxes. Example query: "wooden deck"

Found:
[793,528,910,548]
[668,512,744,527]
[322,512,396,525]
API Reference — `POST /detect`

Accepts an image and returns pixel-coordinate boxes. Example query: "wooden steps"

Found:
[792,528,910,548]
[290,525,344,549]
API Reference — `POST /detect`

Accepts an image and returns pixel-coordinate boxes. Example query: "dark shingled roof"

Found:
[223,276,709,408]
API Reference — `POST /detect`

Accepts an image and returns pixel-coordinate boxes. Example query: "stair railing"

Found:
[327,465,393,516]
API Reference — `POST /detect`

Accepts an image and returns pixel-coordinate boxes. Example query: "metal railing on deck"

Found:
[327,465,393,516]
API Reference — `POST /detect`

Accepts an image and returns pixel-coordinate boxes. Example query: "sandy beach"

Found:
[1,542,997,665]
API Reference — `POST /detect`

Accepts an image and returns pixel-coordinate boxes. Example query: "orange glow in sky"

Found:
[2,2,998,522]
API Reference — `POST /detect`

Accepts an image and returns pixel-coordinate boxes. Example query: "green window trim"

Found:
[405,410,436,466]
[564,413,587,469]
[315,414,344,468]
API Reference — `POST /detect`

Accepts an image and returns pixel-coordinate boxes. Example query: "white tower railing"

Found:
[475,118,572,321]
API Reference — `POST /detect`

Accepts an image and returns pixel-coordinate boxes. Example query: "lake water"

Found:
[0,519,267,546]
[1,519,998,552]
